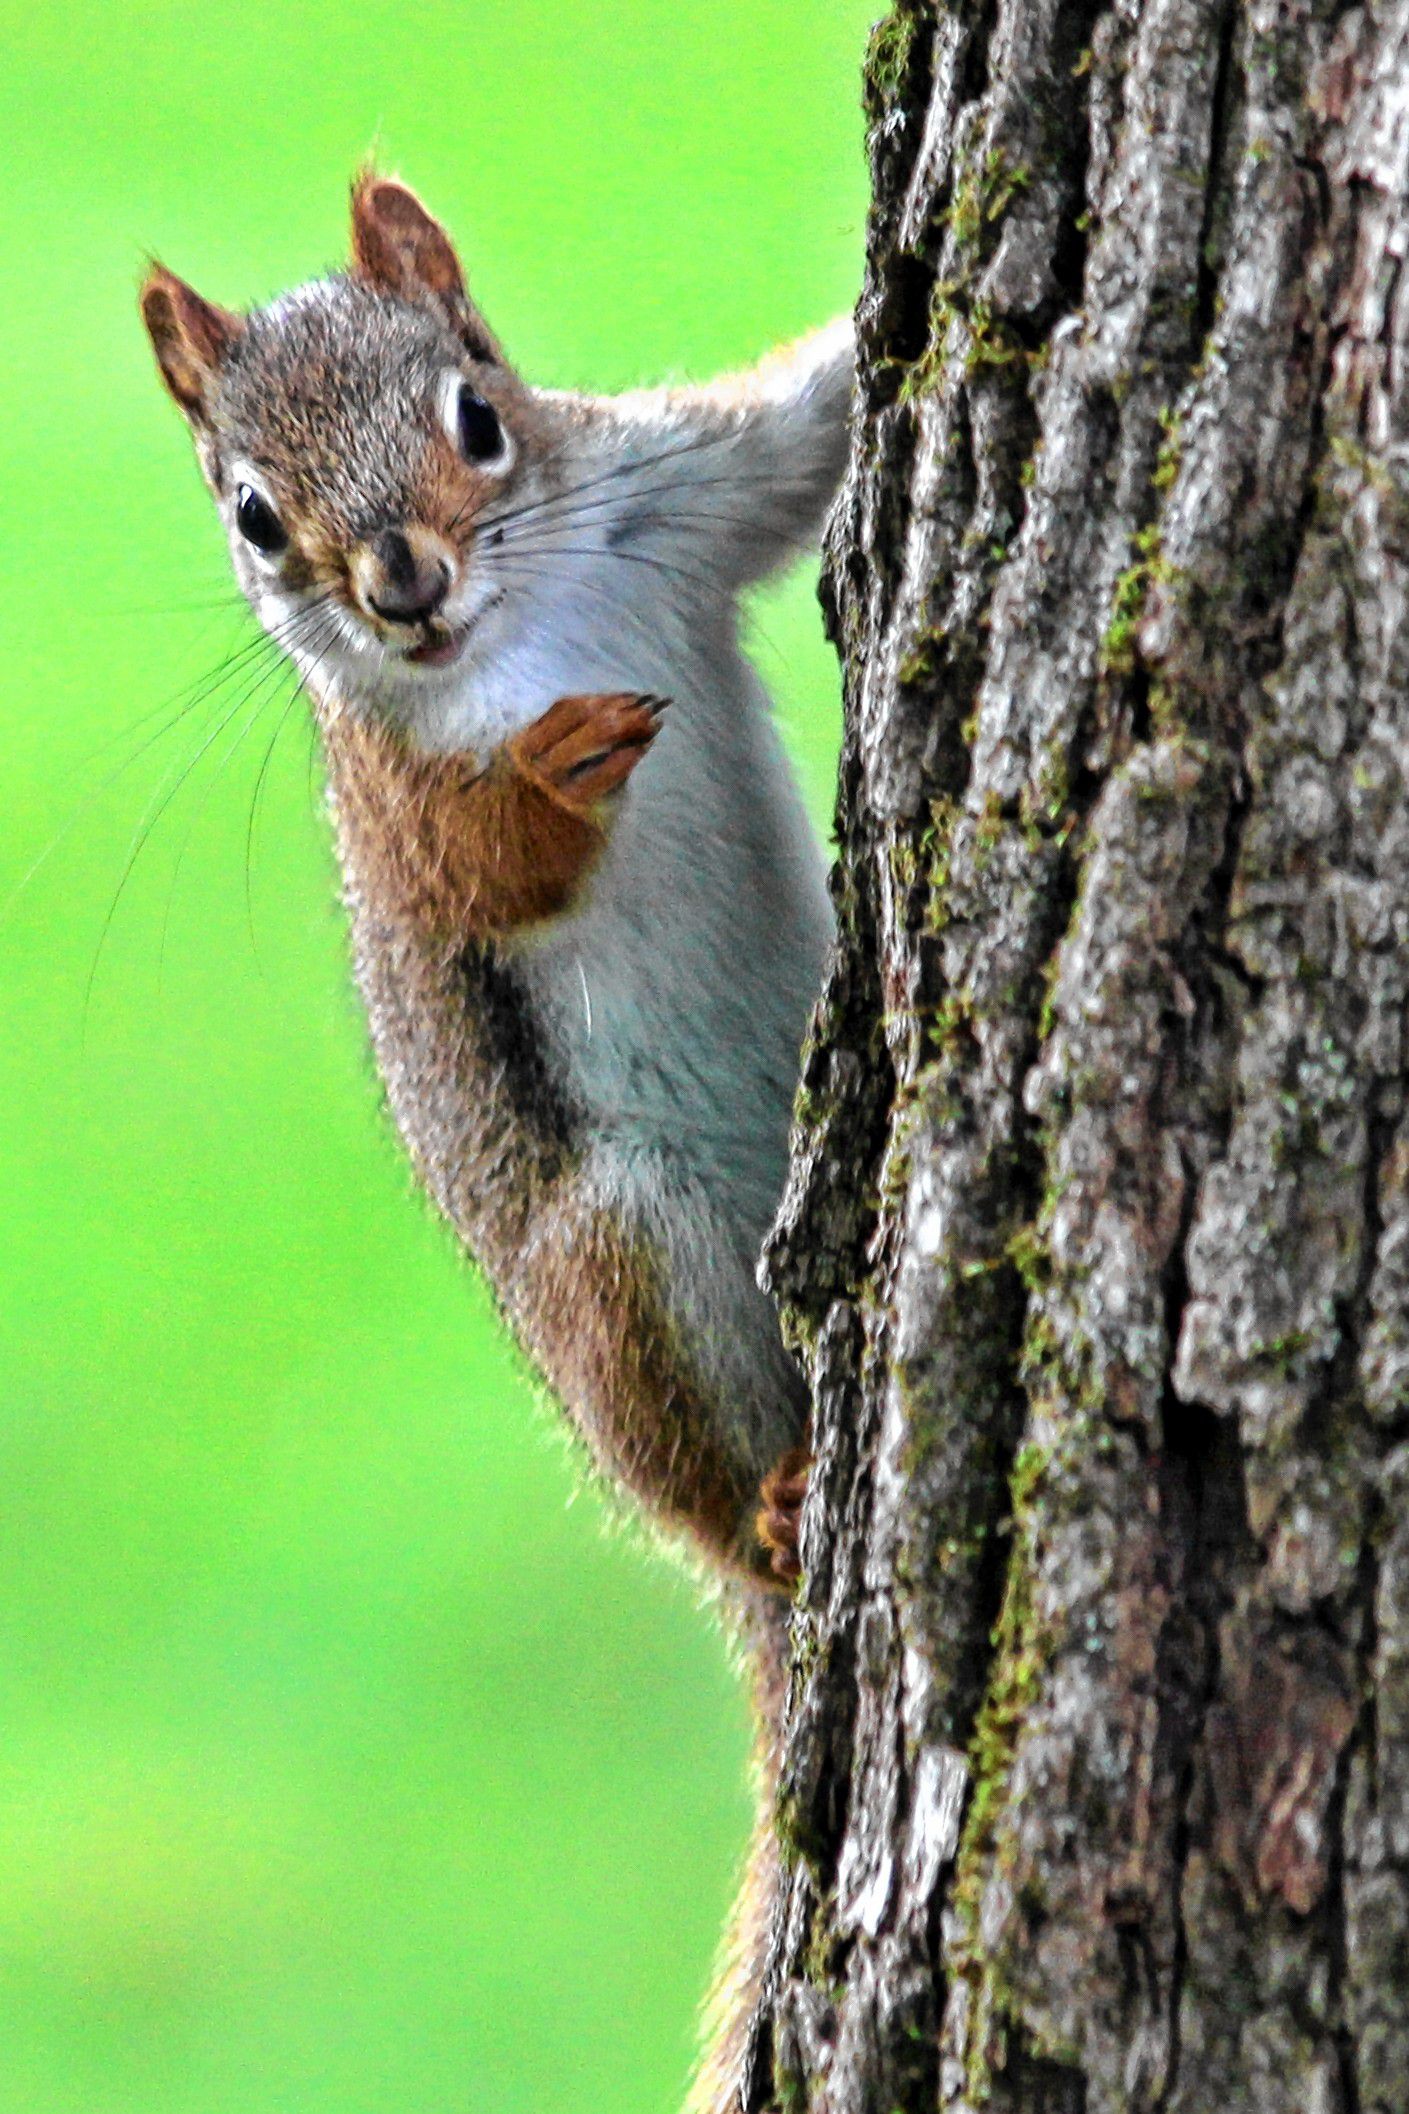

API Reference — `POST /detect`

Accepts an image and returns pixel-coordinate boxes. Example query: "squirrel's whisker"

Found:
[110,589,263,620]
[463,425,723,532]
[473,554,679,656]
[85,678,275,1035]
[481,546,789,668]
[157,652,308,994]
[486,535,745,610]
[84,601,336,1027]
[244,618,344,958]
[461,424,738,543]
[155,604,342,987]
[83,593,335,776]
[481,468,836,555]
[0,624,290,931]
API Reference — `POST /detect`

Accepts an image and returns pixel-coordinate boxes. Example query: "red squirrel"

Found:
[140,173,853,2110]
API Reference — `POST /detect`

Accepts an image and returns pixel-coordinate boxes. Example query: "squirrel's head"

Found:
[140,175,541,719]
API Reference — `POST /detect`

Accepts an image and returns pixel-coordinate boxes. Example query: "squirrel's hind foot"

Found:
[755,1446,812,1586]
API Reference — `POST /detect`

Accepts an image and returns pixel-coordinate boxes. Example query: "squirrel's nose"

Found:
[355,526,454,624]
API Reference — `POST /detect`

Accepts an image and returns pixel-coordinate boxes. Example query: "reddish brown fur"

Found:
[535,1205,760,1561]
[258,419,531,628]
[139,267,243,420]
[323,692,662,942]
[350,173,461,297]
[349,171,503,363]
[756,1445,812,1584]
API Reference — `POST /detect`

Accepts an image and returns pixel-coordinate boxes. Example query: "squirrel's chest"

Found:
[324,632,831,1262]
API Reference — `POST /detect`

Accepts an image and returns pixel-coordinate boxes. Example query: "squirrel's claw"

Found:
[512,690,670,810]
[756,1445,812,1586]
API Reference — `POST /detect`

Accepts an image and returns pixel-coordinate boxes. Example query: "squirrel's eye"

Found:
[235,484,288,555]
[456,387,505,465]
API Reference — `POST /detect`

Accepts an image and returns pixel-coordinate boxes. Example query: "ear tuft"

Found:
[140,265,243,425]
[349,171,466,302]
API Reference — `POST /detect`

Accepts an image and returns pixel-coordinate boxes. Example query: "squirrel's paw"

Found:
[512,691,668,811]
[756,1445,812,1586]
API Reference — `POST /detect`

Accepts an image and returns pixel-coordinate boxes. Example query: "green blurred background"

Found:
[0,5,871,2109]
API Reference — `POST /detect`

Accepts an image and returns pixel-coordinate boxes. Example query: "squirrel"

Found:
[139,172,853,2112]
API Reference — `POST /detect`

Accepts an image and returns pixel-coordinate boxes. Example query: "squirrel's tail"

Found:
[688,1588,793,2114]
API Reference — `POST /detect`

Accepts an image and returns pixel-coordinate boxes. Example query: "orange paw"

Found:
[756,1446,812,1586]
[511,691,668,811]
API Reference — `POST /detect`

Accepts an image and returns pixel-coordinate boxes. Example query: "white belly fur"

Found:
[458,600,832,1457]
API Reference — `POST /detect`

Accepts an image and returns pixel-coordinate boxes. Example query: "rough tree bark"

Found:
[743,3,1409,2109]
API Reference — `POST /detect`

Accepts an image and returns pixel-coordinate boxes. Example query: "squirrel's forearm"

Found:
[323,691,663,942]
[601,317,855,591]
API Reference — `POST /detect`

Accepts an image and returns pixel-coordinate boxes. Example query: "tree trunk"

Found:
[745,3,1409,2109]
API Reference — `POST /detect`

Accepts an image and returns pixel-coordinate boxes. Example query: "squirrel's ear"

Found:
[349,172,502,364]
[140,266,243,426]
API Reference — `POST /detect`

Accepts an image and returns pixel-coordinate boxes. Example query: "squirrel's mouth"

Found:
[400,591,505,671]
[405,627,469,670]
